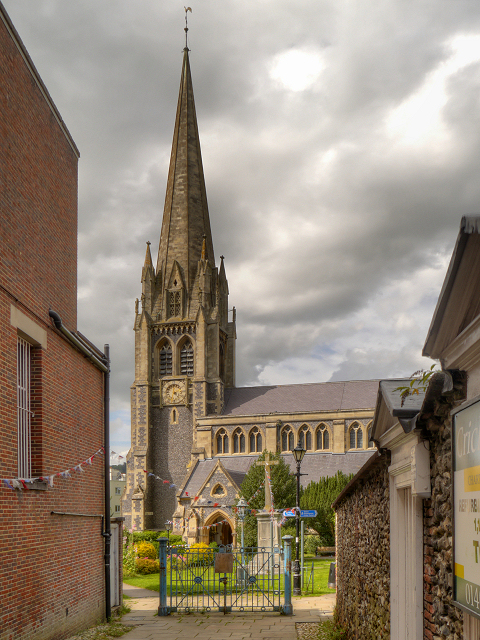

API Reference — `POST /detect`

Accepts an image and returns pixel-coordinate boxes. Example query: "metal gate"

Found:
[164,544,283,613]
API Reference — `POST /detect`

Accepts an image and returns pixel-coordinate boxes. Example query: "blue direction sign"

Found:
[283,509,317,518]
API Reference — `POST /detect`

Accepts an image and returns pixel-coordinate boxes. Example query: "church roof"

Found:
[221,380,379,416]
[156,47,215,290]
[180,450,376,499]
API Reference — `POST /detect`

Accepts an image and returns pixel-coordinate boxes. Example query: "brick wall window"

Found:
[281,425,294,452]
[349,423,363,449]
[298,425,312,451]
[249,427,262,453]
[180,340,194,376]
[233,428,245,453]
[316,425,330,450]
[17,337,32,478]
[216,429,229,454]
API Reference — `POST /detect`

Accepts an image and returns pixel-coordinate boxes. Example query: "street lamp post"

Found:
[292,444,306,596]
[165,520,172,544]
[237,497,248,586]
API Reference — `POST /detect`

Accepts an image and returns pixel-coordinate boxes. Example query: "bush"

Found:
[304,535,329,556]
[136,541,157,559]
[123,540,136,577]
[133,530,161,543]
[135,557,160,574]
[187,542,214,566]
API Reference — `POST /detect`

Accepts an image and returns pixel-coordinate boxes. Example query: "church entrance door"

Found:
[207,514,233,546]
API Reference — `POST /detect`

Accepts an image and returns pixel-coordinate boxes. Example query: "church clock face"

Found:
[163,381,186,405]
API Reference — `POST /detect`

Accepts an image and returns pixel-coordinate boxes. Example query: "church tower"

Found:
[123,46,236,532]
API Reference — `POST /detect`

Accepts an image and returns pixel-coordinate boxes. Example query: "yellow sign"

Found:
[464,466,480,493]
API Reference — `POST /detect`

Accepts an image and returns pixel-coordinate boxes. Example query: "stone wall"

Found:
[421,377,466,640]
[335,454,391,640]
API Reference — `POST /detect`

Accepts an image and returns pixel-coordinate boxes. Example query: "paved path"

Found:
[122,583,335,640]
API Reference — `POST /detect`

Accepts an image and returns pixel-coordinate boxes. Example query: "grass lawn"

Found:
[123,557,335,597]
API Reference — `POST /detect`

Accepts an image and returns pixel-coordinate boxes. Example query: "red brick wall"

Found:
[0,6,107,640]
[0,9,78,330]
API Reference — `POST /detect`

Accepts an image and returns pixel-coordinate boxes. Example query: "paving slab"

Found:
[122,583,334,640]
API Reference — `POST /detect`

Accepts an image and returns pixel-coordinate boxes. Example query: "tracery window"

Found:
[169,290,181,317]
[249,427,262,453]
[349,423,363,450]
[316,425,330,450]
[180,340,194,376]
[233,428,245,454]
[159,342,172,376]
[216,428,229,454]
[212,484,225,496]
[281,425,294,452]
[298,425,312,451]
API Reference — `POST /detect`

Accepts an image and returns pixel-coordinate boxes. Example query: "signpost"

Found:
[453,398,480,620]
[283,510,317,518]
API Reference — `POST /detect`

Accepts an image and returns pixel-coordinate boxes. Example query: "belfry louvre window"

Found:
[169,291,181,317]
[180,341,194,376]
[159,343,172,376]
[17,337,32,478]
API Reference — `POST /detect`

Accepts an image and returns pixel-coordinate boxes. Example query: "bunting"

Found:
[143,469,176,489]
[1,447,105,491]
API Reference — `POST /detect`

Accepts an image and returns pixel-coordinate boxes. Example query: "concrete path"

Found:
[122,583,335,640]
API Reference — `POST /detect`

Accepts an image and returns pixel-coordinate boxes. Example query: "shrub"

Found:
[136,541,157,559]
[133,530,161,543]
[304,535,329,556]
[123,541,136,577]
[187,542,214,566]
[135,557,160,574]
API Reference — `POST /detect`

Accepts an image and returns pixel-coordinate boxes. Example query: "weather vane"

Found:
[184,6,192,49]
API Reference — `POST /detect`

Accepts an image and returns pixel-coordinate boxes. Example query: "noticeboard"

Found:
[453,397,480,619]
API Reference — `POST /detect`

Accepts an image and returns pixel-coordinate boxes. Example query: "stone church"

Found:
[122,46,379,544]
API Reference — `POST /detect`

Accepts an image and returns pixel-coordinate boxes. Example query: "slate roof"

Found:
[221,380,379,417]
[181,450,376,499]
[379,379,426,418]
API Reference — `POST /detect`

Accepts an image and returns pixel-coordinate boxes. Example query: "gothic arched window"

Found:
[349,423,363,450]
[159,342,172,377]
[180,340,194,376]
[169,290,181,317]
[281,425,294,452]
[216,429,229,454]
[249,427,262,453]
[233,428,245,454]
[298,425,312,451]
[316,425,330,450]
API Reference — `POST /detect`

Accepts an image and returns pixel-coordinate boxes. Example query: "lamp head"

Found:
[237,497,248,518]
[293,444,306,463]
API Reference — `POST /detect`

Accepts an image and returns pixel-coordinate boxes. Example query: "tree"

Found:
[300,471,352,546]
[238,450,297,547]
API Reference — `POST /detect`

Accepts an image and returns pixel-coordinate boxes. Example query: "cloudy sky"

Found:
[5,0,480,456]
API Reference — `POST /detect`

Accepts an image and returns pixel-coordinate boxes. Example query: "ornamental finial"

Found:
[184,7,192,49]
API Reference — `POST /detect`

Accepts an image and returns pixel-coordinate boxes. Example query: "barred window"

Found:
[17,337,32,478]
[281,425,294,452]
[249,427,262,453]
[216,429,229,454]
[349,423,363,449]
[233,429,245,454]
[180,340,194,376]
[316,425,330,450]
[159,342,172,376]
[169,291,181,317]
[298,425,312,451]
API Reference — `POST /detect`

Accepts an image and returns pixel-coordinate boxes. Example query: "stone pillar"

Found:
[256,511,281,549]
[333,419,346,453]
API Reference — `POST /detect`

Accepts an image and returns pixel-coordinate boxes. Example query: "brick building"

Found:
[122,44,379,543]
[0,4,116,639]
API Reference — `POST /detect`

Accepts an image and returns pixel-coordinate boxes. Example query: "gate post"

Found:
[282,535,293,615]
[158,537,170,616]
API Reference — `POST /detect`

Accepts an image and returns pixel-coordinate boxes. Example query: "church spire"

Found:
[156,46,215,293]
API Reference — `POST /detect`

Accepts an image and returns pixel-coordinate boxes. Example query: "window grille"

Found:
[17,337,32,478]
[169,291,181,317]
[249,427,262,453]
[180,341,194,376]
[233,429,245,454]
[159,343,172,376]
